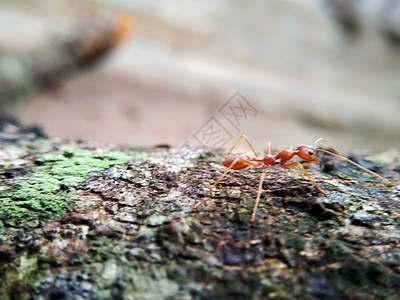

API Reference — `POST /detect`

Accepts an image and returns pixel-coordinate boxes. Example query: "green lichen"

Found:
[0,148,147,220]
[363,154,389,164]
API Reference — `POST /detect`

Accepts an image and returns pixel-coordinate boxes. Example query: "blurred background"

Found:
[1,0,399,152]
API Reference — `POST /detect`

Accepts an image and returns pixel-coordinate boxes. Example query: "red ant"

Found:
[191,135,390,222]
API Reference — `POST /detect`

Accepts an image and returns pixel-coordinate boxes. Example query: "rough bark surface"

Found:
[0,132,399,300]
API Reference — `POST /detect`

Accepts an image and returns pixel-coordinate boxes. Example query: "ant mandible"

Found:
[191,134,390,222]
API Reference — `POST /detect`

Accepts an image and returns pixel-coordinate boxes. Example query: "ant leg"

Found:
[228,134,259,157]
[267,142,272,155]
[316,149,390,184]
[249,141,273,164]
[191,158,261,209]
[295,158,328,196]
[314,138,342,155]
[281,158,328,195]
[251,165,270,222]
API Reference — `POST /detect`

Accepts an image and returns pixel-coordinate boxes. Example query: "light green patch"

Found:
[364,154,389,164]
[185,216,194,225]
[0,148,147,220]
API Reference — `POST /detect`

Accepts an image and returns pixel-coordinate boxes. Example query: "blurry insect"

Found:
[77,11,134,63]
[113,11,135,44]
[191,135,390,222]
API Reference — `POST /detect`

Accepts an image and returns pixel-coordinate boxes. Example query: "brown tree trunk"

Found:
[0,132,399,299]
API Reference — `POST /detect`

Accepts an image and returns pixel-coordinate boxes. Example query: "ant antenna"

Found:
[315,149,390,184]
[314,137,342,155]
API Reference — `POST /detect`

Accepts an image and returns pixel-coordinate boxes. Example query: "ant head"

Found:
[297,145,321,165]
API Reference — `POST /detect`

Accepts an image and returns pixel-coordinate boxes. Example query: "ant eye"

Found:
[308,151,314,156]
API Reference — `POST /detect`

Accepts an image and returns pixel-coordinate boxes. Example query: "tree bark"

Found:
[0,132,399,299]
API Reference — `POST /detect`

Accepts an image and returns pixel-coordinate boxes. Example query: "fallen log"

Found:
[0,131,399,299]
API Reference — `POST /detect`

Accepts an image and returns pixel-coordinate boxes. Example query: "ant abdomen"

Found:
[222,153,250,170]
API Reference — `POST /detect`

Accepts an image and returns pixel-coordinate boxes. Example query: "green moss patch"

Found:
[0,148,147,220]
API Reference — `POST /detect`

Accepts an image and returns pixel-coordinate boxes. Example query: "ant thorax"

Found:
[275,148,297,164]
